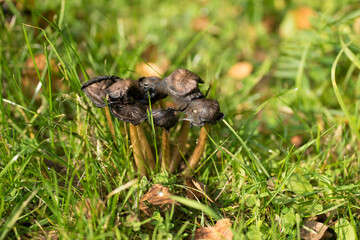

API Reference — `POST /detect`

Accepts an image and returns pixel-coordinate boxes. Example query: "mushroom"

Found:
[151,108,178,132]
[81,68,224,177]
[81,76,120,140]
[108,99,155,175]
[138,76,168,105]
[108,102,147,125]
[150,108,179,171]
[154,68,204,110]
[183,98,224,127]
[81,75,155,176]
[181,99,224,177]
[81,75,120,107]
[105,78,143,104]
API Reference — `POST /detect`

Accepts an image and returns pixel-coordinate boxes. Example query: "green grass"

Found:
[1,0,360,239]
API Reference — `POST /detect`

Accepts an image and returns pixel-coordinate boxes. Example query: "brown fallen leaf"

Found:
[353,17,360,34]
[24,53,58,74]
[227,62,253,80]
[308,209,338,225]
[192,16,210,31]
[292,6,316,30]
[300,220,330,240]
[186,178,214,203]
[22,54,64,101]
[191,16,220,34]
[291,135,303,147]
[194,219,233,240]
[139,184,177,216]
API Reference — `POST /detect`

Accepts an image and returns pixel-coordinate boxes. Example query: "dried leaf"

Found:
[309,209,337,225]
[291,135,303,147]
[191,16,220,34]
[227,62,253,80]
[353,17,360,34]
[192,16,210,31]
[292,6,316,30]
[186,178,214,203]
[194,219,233,240]
[22,54,63,101]
[300,221,329,240]
[139,184,177,216]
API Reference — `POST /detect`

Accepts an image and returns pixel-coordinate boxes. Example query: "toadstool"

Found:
[183,98,224,127]
[154,68,204,110]
[138,76,168,105]
[81,75,120,108]
[150,108,179,171]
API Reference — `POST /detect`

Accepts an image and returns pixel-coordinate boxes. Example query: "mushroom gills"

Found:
[151,108,179,131]
[108,102,147,125]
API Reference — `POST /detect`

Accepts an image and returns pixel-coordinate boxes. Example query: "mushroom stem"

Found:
[136,124,156,170]
[182,124,210,177]
[104,107,116,142]
[129,124,147,177]
[170,121,190,173]
[161,129,171,171]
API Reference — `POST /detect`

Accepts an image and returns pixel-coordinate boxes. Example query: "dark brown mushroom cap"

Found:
[81,75,120,107]
[105,79,142,104]
[184,98,224,127]
[150,108,178,131]
[158,68,204,110]
[138,77,168,105]
[108,102,147,125]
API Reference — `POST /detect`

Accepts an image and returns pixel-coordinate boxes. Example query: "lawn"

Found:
[1,0,360,239]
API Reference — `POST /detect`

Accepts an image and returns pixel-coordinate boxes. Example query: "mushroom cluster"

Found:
[81,68,224,176]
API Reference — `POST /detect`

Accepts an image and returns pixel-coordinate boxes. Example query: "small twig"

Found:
[129,124,147,177]
[136,124,155,170]
[214,175,232,201]
[161,129,171,171]
[104,107,116,142]
[182,124,210,177]
[170,121,190,173]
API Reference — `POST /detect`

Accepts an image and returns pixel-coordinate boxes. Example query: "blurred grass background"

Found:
[1,0,360,239]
